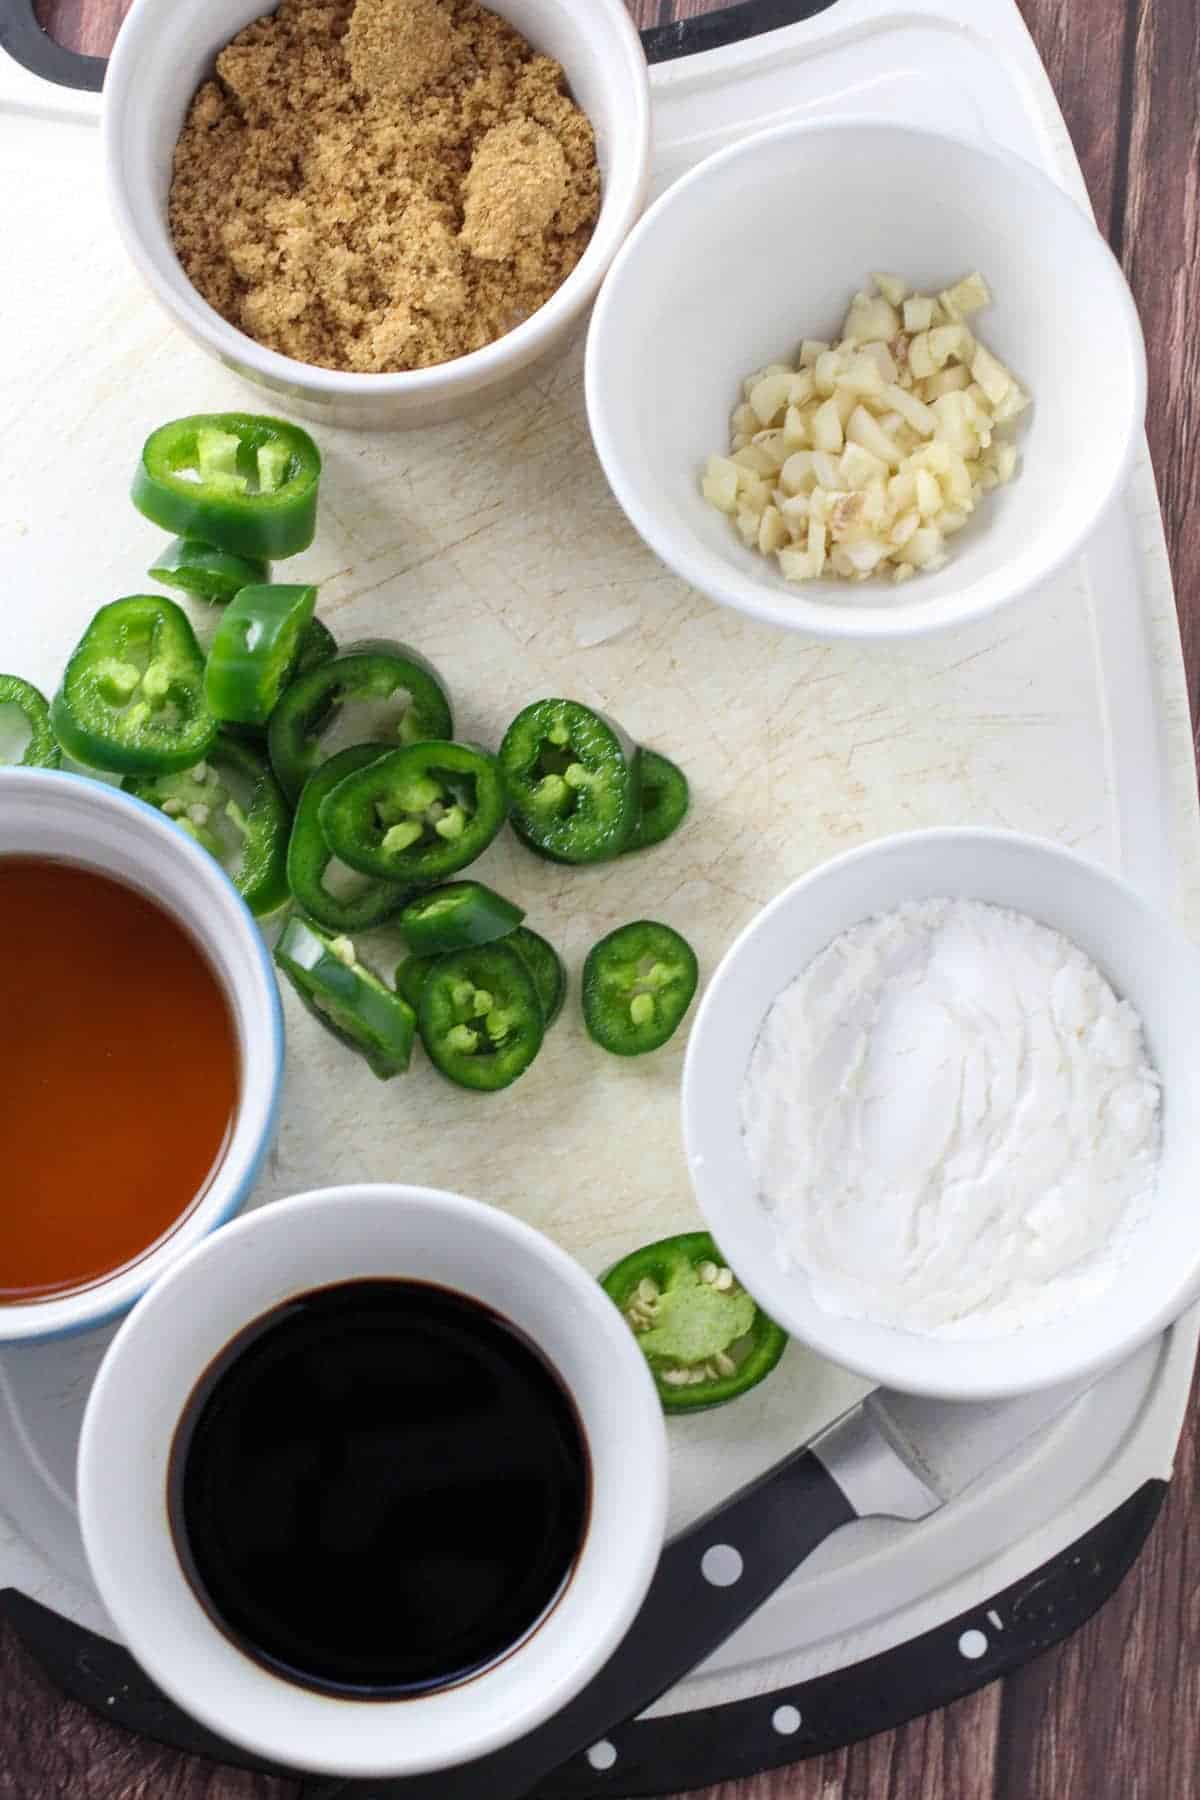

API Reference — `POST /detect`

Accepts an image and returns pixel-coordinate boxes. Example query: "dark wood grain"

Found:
[13,0,1200,1796]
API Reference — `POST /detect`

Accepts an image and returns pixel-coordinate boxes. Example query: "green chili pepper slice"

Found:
[500,699,641,864]
[394,954,440,1013]
[627,750,690,852]
[268,640,453,804]
[148,537,271,606]
[319,741,506,883]
[275,917,416,1080]
[399,882,524,955]
[582,920,698,1056]
[0,675,61,769]
[132,414,321,559]
[510,927,566,1028]
[205,584,317,728]
[123,731,291,917]
[51,595,217,775]
[418,942,544,1092]
[287,743,411,933]
[602,1232,788,1412]
[297,616,337,674]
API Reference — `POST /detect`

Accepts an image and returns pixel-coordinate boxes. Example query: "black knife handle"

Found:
[370,1441,857,1800]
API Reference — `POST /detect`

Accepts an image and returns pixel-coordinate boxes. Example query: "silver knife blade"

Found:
[811,1378,1090,1522]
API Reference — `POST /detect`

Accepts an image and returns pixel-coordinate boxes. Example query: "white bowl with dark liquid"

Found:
[77,1183,668,1780]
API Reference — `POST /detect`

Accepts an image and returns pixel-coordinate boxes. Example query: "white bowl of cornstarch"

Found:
[682,828,1200,1401]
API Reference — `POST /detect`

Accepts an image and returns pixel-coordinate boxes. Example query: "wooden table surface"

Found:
[7,0,1200,1795]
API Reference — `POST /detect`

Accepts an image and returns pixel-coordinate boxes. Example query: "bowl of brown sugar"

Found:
[104,0,650,429]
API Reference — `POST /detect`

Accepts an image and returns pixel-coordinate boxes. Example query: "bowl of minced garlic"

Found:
[104,0,650,428]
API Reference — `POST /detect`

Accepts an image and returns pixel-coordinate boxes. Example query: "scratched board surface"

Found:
[3,104,1120,1302]
[0,83,1156,1620]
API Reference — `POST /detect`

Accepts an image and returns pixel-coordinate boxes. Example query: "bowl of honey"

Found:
[0,767,283,1341]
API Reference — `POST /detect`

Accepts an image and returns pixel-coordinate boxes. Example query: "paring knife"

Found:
[1,1379,1085,1800]
[302,1376,1088,1800]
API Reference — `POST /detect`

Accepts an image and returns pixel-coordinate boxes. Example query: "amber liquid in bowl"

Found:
[0,857,238,1302]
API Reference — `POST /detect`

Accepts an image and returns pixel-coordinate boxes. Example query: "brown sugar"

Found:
[167,0,601,375]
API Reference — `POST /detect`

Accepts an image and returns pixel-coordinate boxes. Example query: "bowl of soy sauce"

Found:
[77,1185,668,1781]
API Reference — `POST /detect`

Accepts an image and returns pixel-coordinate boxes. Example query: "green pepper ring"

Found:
[268,640,453,805]
[123,731,292,918]
[275,916,416,1081]
[601,1231,788,1413]
[500,699,641,865]
[132,413,321,560]
[287,742,412,933]
[0,674,61,769]
[50,594,218,776]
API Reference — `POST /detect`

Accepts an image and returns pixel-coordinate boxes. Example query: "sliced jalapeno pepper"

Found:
[500,699,641,864]
[297,616,337,674]
[287,743,411,933]
[628,750,690,852]
[0,675,61,768]
[601,1232,788,1412]
[319,741,506,883]
[132,414,321,559]
[510,927,566,1028]
[148,537,270,606]
[124,732,291,917]
[51,595,217,775]
[268,640,453,804]
[275,917,416,1080]
[418,943,544,1091]
[205,584,317,727]
[582,920,698,1056]
[394,954,439,1013]
[399,882,524,955]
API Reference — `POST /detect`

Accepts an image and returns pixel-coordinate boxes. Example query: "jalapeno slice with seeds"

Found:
[268,640,453,803]
[0,674,61,768]
[132,414,321,559]
[319,741,506,883]
[274,917,416,1080]
[51,595,217,775]
[500,699,641,864]
[418,943,544,1091]
[399,882,524,955]
[627,750,690,852]
[124,732,291,917]
[287,744,411,933]
[510,927,567,1028]
[205,583,317,728]
[582,920,698,1056]
[148,537,271,606]
[601,1232,788,1412]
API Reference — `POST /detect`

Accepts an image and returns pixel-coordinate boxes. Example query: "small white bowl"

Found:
[103,0,650,431]
[586,120,1146,639]
[0,769,282,1343]
[78,1184,668,1780]
[682,829,1200,1400]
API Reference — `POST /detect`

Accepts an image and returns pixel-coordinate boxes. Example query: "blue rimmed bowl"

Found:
[0,768,283,1342]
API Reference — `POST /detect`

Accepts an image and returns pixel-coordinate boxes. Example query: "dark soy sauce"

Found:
[168,1280,590,1696]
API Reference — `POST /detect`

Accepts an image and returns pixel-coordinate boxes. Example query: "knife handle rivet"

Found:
[586,1740,618,1771]
[772,1705,802,1736]
[958,1629,989,1660]
[700,1543,743,1587]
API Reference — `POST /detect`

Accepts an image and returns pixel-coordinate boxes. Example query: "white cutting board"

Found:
[0,0,1198,1725]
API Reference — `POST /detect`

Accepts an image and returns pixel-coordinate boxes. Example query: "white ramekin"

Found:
[78,1183,668,1780]
[682,828,1200,1400]
[0,768,283,1342]
[103,0,650,430]
[586,119,1147,639]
